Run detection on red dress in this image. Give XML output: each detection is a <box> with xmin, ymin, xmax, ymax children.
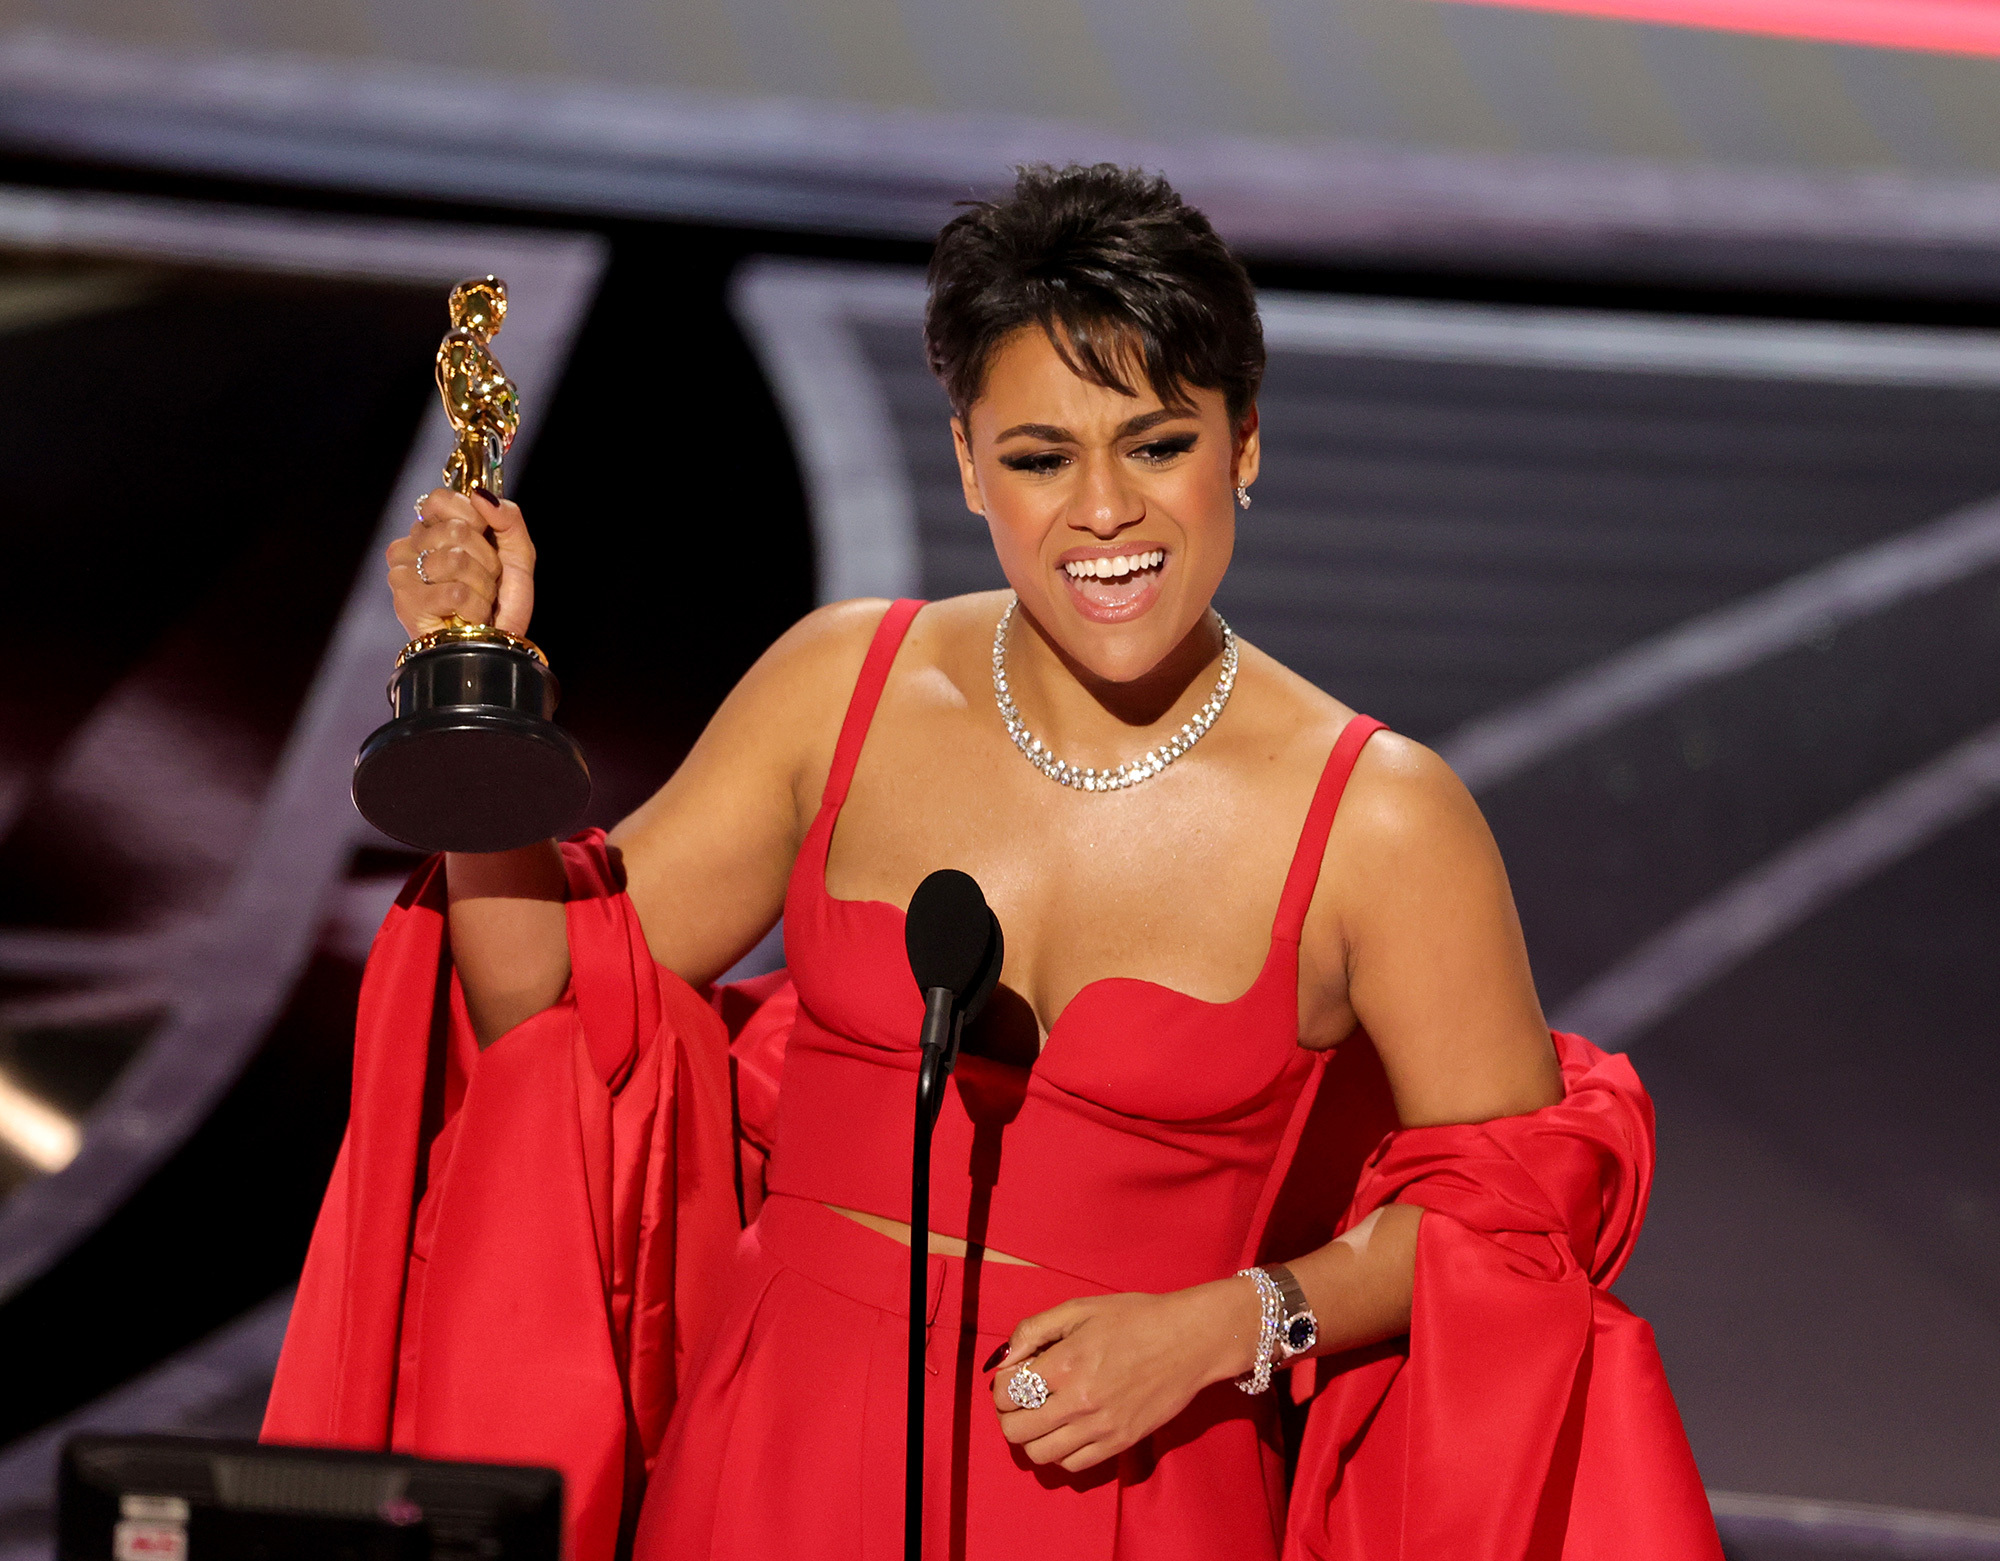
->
<box><xmin>636</xmin><ymin>597</ymin><xmax>1370</xmax><ymax>1557</ymax></box>
<box><xmin>265</xmin><ymin>599</ymin><xmax>1722</xmax><ymax>1561</ymax></box>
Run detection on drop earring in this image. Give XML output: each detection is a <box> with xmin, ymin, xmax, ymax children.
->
<box><xmin>1235</xmin><ymin>483</ymin><xmax>1253</xmax><ymax>510</ymax></box>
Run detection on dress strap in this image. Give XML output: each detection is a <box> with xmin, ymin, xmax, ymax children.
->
<box><xmin>821</xmin><ymin>599</ymin><xmax>926</xmax><ymax>810</ymax></box>
<box><xmin>1272</xmin><ymin>715</ymin><xmax>1387</xmax><ymax>945</ymax></box>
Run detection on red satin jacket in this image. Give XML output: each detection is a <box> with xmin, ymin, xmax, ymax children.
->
<box><xmin>264</xmin><ymin>834</ymin><xmax>1721</xmax><ymax>1560</ymax></box>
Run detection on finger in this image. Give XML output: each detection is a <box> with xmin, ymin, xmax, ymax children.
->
<box><xmin>386</xmin><ymin>539</ymin><xmax>440</xmax><ymax>639</ymax></box>
<box><xmin>399</xmin><ymin>517</ymin><xmax>501</xmax><ymax>611</ymax></box>
<box><xmin>386</xmin><ymin>530</ymin><xmax>500</xmax><ymax>640</ymax></box>
<box><xmin>1019</xmin><ymin>1423</ymin><xmax>1095</xmax><ymax>1469</ymax></box>
<box><xmin>404</xmin><ymin>539</ymin><xmax>499</xmax><ymax>597</ymax></box>
<box><xmin>990</xmin><ymin>1304</ymin><xmax>1090</xmax><ymax>1416</ymax></box>
<box><xmin>405</xmin><ymin>516</ymin><xmax>502</xmax><ymax>591</ymax></box>
<box><xmin>1057</xmin><ymin>1439</ymin><xmax>1118</xmax><ymax>1474</ymax></box>
<box><xmin>388</xmin><ymin>568</ymin><xmax>499</xmax><ymax>633</ymax></box>
<box><xmin>392</xmin><ymin>525</ymin><xmax>499</xmax><ymax>581</ymax></box>
<box><xmin>997</xmin><ymin>1301</ymin><xmax>1088</xmax><ymax>1379</ymax></box>
<box><xmin>997</xmin><ymin>1399</ymin><xmax>1073</xmax><ymax>1447</ymax></box>
<box><xmin>992</xmin><ymin>1350</ymin><xmax>1057</xmax><ymax>1415</ymax></box>
<box><xmin>994</xmin><ymin>1376</ymin><xmax>1072</xmax><ymax>1444</ymax></box>
<box><xmin>395</xmin><ymin>572</ymin><xmax>492</xmax><ymax>628</ymax></box>
<box><xmin>992</xmin><ymin>1336</ymin><xmax>1085</xmax><ymax>1425</ymax></box>
<box><xmin>408</xmin><ymin>511</ymin><xmax>501</xmax><ymax>574</ymax></box>
<box><xmin>415</xmin><ymin>488</ymin><xmax>480</xmax><ymax>530</ymax></box>
<box><xmin>472</xmin><ymin>489</ymin><xmax>536</xmax><ymax>638</ymax></box>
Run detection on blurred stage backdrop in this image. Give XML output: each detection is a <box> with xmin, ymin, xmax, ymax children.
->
<box><xmin>2</xmin><ymin>3</ymin><xmax>2000</xmax><ymax>1558</ymax></box>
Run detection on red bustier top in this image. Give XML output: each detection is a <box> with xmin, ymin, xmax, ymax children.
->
<box><xmin>766</xmin><ymin>600</ymin><xmax>1386</xmax><ymax>1294</ymax></box>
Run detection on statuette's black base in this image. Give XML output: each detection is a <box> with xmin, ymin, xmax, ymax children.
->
<box><xmin>353</xmin><ymin>640</ymin><xmax>590</xmax><ymax>854</ymax></box>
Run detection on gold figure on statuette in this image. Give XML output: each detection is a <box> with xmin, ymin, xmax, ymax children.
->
<box><xmin>437</xmin><ymin>276</ymin><xmax>520</xmax><ymax>500</ymax></box>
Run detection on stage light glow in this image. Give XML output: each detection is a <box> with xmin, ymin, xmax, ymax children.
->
<box><xmin>0</xmin><ymin>269</ymin><xmax>153</xmax><ymax>336</ymax></box>
<box><xmin>0</xmin><ymin>1063</ymin><xmax>82</xmax><ymax>1173</ymax></box>
<box><xmin>1426</xmin><ymin>0</ymin><xmax>2000</xmax><ymax>57</ymax></box>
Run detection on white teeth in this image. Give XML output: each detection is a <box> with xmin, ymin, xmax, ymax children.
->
<box><xmin>1064</xmin><ymin>548</ymin><xmax>1164</xmax><ymax>581</ymax></box>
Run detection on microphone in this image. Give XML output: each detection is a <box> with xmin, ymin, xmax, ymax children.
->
<box><xmin>905</xmin><ymin>869</ymin><xmax>1003</xmax><ymax>1123</ymax></box>
<box><xmin>901</xmin><ymin>869</ymin><xmax>1003</xmax><ymax>1561</ymax></box>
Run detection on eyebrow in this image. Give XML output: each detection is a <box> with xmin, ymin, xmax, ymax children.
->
<box><xmin>994</xmin><ymin>408</ymin><xmax>1192</xmax><ymax>444</ymax></box>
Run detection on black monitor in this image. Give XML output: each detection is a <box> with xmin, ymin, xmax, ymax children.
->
<box><xmin>58</xmin><ymin>1435</ymin><xmax>562</xmax><ymax>1561</ymax></box>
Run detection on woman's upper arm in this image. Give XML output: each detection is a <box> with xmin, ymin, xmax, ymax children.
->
<box><xmin>608</xmin><ymin>599</ymin><xmax>891</xmax><ymax>987</ymax></box>
<box><xmin>1321</xmin><ymin>735</ymin><xmax>1562</xmax><ymax>1128</ymax></box>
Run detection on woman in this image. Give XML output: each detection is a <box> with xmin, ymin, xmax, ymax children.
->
<box><xmin>268</xmin><ymin>166</ymin><xmax>1721</xmax><ymax>1560</ymax></box>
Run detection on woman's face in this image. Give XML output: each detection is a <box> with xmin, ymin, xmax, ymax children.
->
<box><xmin>952</xmin><ymin>325</ymin><xmax>1258</xmax><ymax>685</ymax></box>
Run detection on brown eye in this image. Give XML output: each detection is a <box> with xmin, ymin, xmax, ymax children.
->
<box><xmin>1133</xmin><ymin>434</ymin><xmax>1197</xmax><ymax>464</ymax></box>
<box><xmin>1001</xmin><ymin>451</ymin><xmax>1068</xmax><ymax>475</ymax></box>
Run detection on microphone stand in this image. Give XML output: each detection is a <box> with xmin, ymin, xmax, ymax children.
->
<box><xmin>908</xmin><ymin>987</ymin><xmax>963</xmax><ymax>1561</ymax></box>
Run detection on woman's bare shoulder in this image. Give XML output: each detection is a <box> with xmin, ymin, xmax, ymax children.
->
<box><xmin>750</xmin><ymin>592</ymin><xmax>1010</xmax><ymax>699</ymax></box>
<box><xmin>627</xmin><ymin>598</ymin><xmax>898</xmax><ymax>813</ymax></box>
<box><xmin>1235</xmin><ymin>639</ymin><xmax>1484</xmax><ymax>855</ymax></box>
<box><xmin>861</xmin><ymin>590</ymin><xmax>1016</xmax><ymax>704</ymax></box>
<box><xmin>1335</xmin><ymin>727</ymin><xmax>1496</xmax><ymax>879</ymax></box>
<box><xmin>717</xmin><ymin>597</ymin><xmax>896</xmax><ymax>733</ymax></box>
<box><xmin>688</xmin><ymin>592</ymin><xmax>1011</xmax><ymax>782</ymax></box>
<box><xmin>760</xmin><ymin>596</ymin><xmax>897</xmax><ymax>679</ymax></box>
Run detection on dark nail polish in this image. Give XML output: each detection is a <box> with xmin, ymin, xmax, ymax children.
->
<box><xmin>473</xmin><ymin>485</ymin><xmax>498</xmax><ymax>506</ymax></box>
<box><xmin>982</xmin><ymin>1342</ymin><xmax>1010</xmax><ymax>1372</ymax></box>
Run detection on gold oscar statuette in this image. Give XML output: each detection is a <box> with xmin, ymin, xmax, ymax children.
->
<box><xmin>351</xmin><ymin>276</ymin><xmax>591</xmax><ymax>853</ymax></box>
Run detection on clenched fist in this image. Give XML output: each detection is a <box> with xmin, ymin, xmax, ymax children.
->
<box><xmin>386</xmin><ymin>486</ymin><xmax>537</xmax><ymax>640</ymax></box>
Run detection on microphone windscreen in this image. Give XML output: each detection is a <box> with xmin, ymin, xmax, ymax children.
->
<box><xmin>906</xmin><ymin>869</ymin><xmax>996</xmax><ymax>1000</ymax></box>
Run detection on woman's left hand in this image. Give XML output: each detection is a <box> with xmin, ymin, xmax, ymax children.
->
<box><xmin>989</xmin><ymin>1280</ymin><xmax>1259</xmax><ymax>1472</ymax></box>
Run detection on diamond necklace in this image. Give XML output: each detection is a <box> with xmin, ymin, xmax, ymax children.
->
<box><xmin>991</xmin><ymin>595</ymin><xmax>1238</xmax><ymax>792</ymax></box>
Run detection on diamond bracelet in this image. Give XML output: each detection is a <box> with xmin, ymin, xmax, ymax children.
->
<box><xmin>1234</xmin><ymin>1267</ymin><xmax>1285</xmax><ymax>1395</ymax></box>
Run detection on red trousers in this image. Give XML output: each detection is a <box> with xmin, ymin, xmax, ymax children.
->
<box><xmin>634</xmin><ymin>1195</ymin><xmax>1289</xmax><ymax>1560</ymax></box>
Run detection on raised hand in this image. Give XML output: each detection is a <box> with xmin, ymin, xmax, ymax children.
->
<box><xmin>386</xmin><ymin>486</ymin><xmax>537</xmax><ymax>641</ymax></box>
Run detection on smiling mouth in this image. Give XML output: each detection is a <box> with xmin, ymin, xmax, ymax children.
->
<box><xmin>1059</xmin><ymin>548</ymin><xmax>1166</xmax><ymax>612</ymax></box>
<box><xmin>1062</xmin><ymin>548</ymin><xmax>1164</xmax><ymax>583</ymax></box>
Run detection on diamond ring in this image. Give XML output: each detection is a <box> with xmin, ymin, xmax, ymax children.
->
<box><xmin>1006</xmin><ymin>1365</ymin><xmax>1049</xmax><ymax>1410</ymax></box>
<box><xmin>415</xmin><ymin>548</ymin><xmax>438</xmax><ymax>585</ymax></box>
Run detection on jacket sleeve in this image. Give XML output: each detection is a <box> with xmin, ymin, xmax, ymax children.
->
<box><xmin>711</xmin><ymin>969</ymin><xmax>796</xmax><ymax>1228</ymax></box>
<box><xmin>262</xmin><ymin>831</ymin><xmax>746</xmax><ymax>1561</ymax></box>
<box><xmin>1283</xmin><ymin>1033</ymin><xmax>1724</xmax><ymax>1561</ymax></box>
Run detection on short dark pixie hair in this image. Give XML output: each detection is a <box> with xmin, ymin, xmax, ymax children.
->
<box><xmin>924</xmin><ymin>164</ymin><xmax>1264</xmax><ymax>424</ymax></box>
